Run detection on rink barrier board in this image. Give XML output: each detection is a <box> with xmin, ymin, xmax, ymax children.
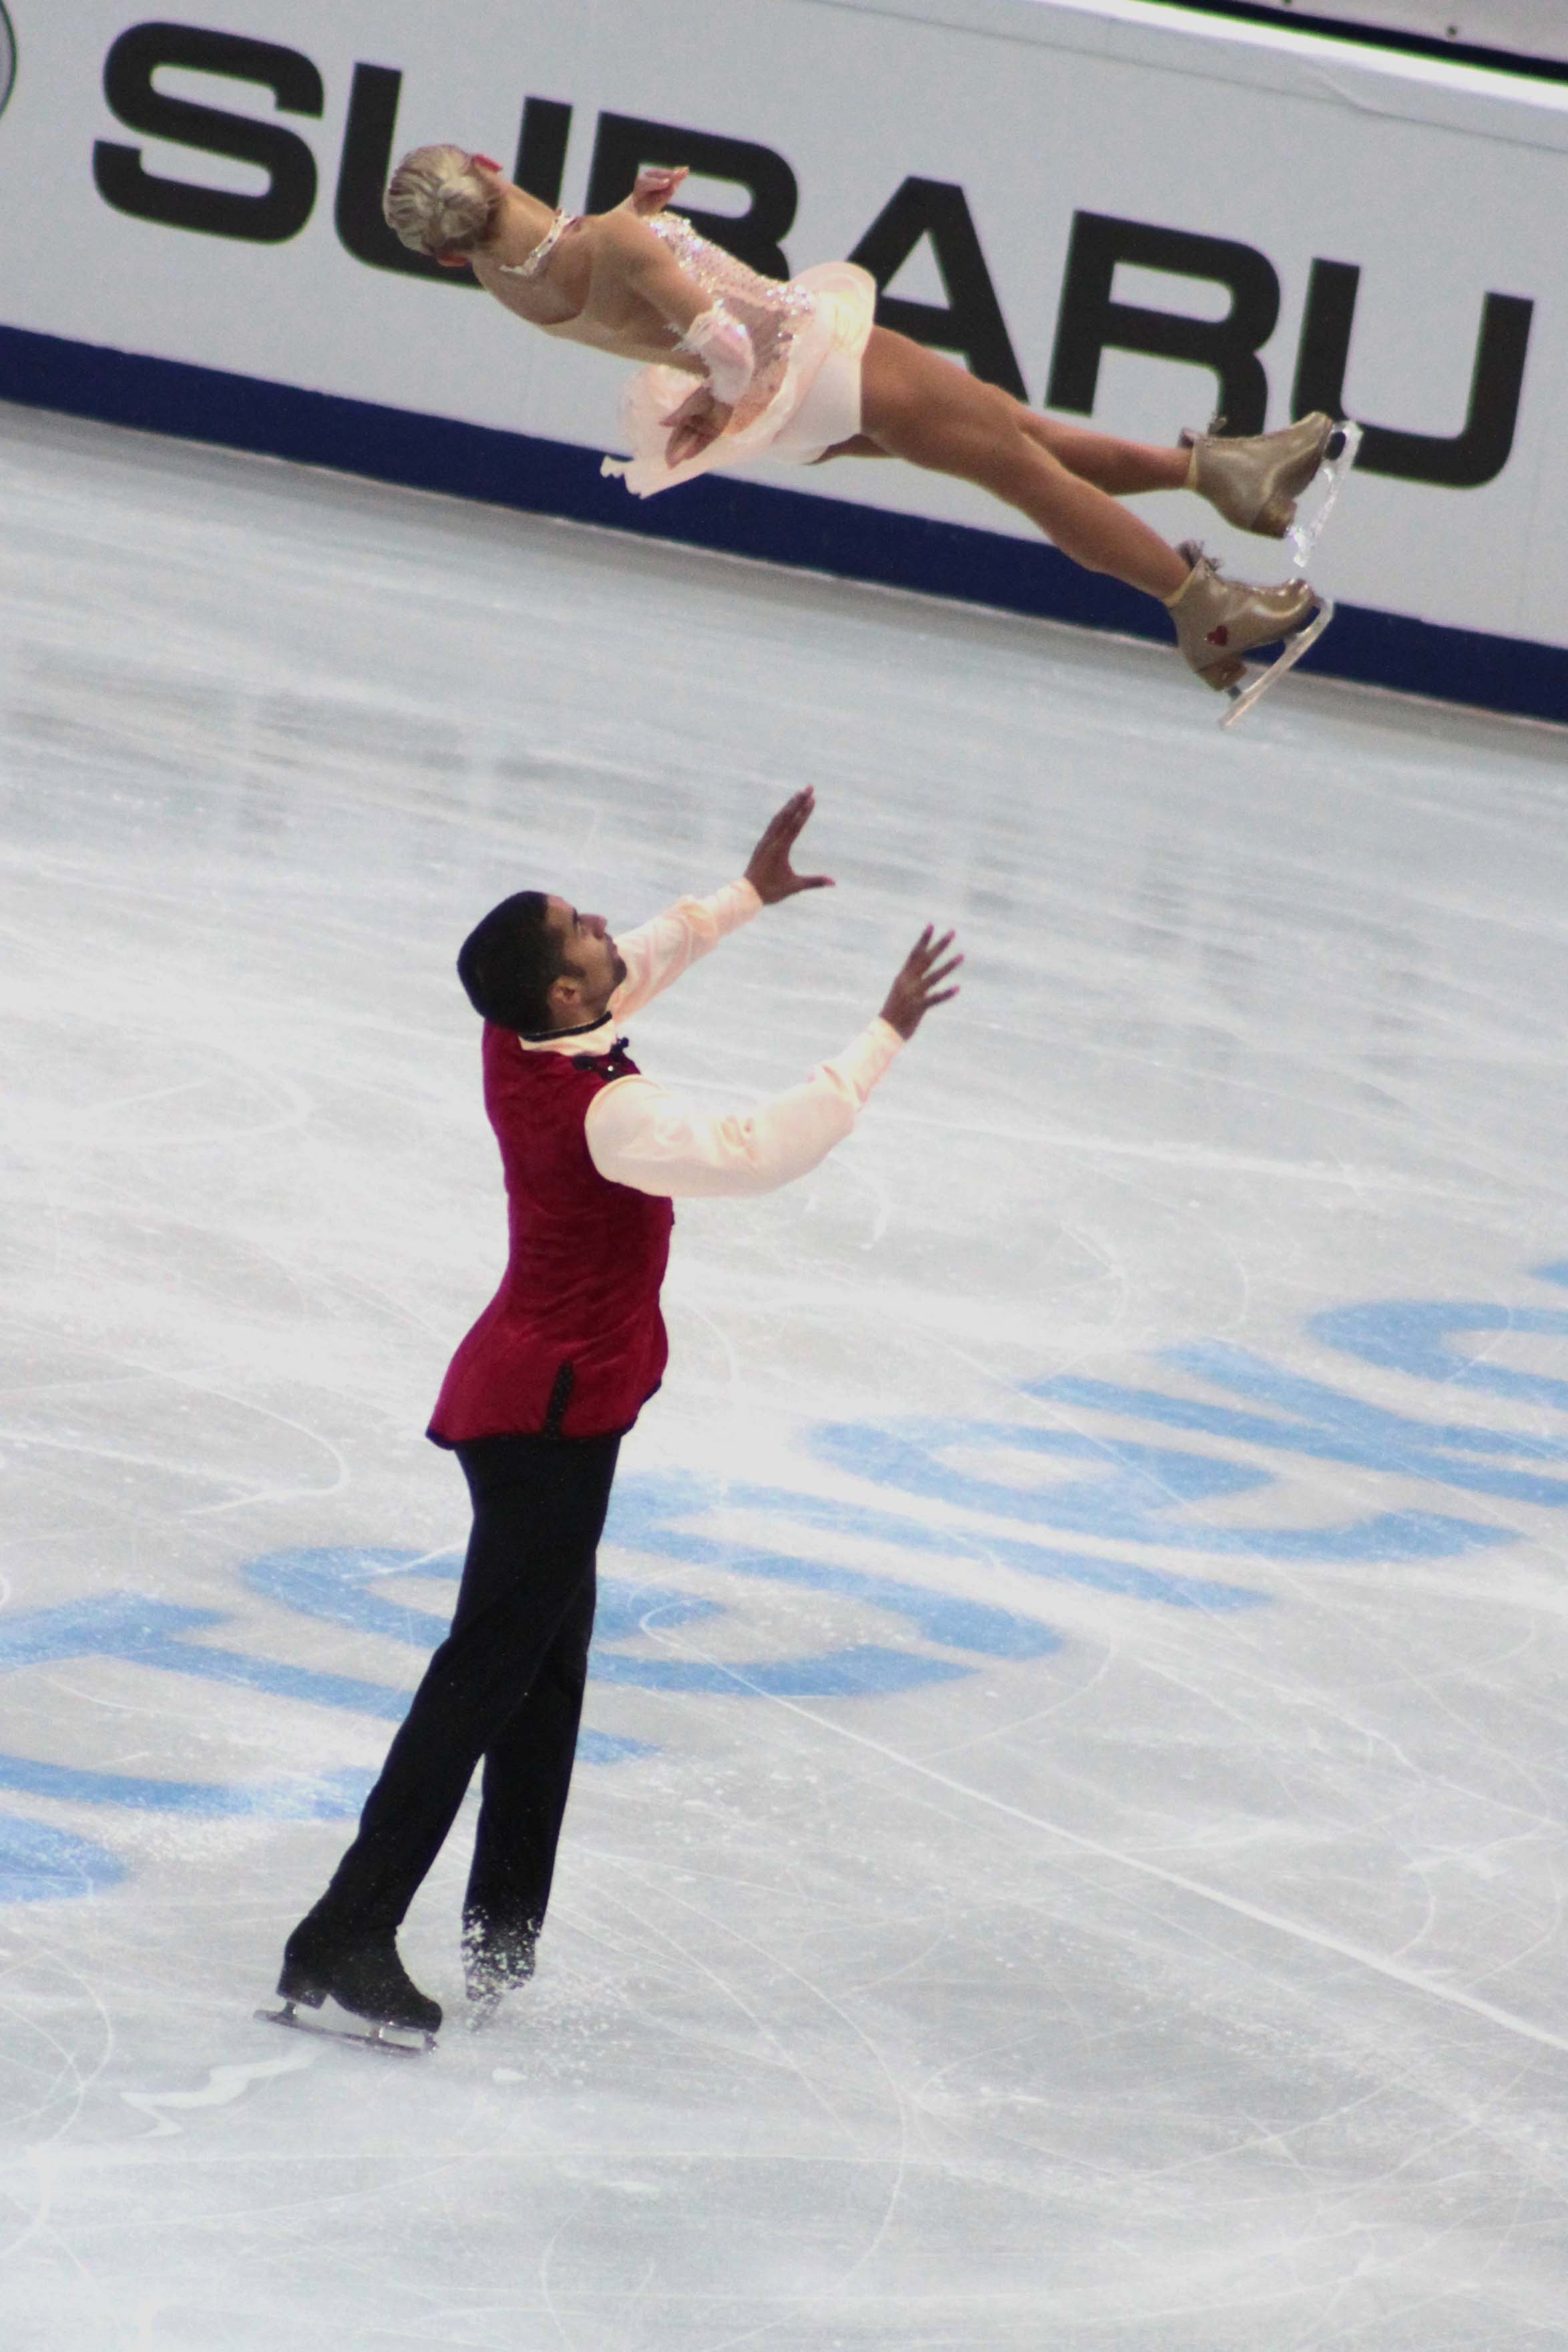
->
<box><xmin>1141</xmin><ymin>0</ymin><xmax>1568</xmax><ymax>85</ymax></box>
<box><xmin>3</xmin><ymin>318</ymin><xmax>1564</xmax><ymax>729</ymax></box>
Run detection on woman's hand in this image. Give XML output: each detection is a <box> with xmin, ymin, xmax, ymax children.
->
<box><xmin>662</xmin><ymin>384</ymin><xmax>733</xmax><ymax>467</ymax></box>
<box><xmin>630</xmin><ymin>164</ymin><xmax>689</xmax><ymax>216</ymax></box>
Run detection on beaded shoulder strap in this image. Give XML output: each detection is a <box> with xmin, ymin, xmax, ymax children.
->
<box><xmin>498</xmin><ymin>211</ymin><xmax>577</xmax><ymax>280</ymax></box>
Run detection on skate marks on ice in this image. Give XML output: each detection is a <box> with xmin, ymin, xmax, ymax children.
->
<box><xmin>0</xmin><ymin>1814</ymin><xmax>124</xmax><ymax>1904</ymax></box>
<box><xmin>7</xmin><ymin>1263</ymin><xmax>1566</xmax><ymax>1881</ymax></box>
<box><xmin>701</xmin><ymin>1674</ymin><xmax>1568</xmax><ymax>2066</ymax></box>
<box><xmin>598</xmin><ymin>1272</ymin><xmax>1568</xmax><ymax>2064</ymax></box>
<box><xmin>7</xmin><ymin>409</ymin><xmax>1568</xmax><ymax>2346</ymax></box>
<box><xmin>121</xmin><ymin>2048</ymin><xmax>315</xmax><ymax>2136</ymax></box>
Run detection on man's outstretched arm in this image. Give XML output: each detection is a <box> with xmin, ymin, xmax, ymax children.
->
<box><xmin>612</xmin><ymin>789</ymin><xmax>833</xmax><ymax>1018</ymax></box>
<box><xmin>587</xmin><ymin>928</ymin><xmax>961</xmax><ymax>1197</ymax></box>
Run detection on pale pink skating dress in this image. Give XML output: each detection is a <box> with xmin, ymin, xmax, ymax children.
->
<box><xmin>521</xmin><ymin>212</ymin><xmax>877</xmax><ymax>499</ymax></box>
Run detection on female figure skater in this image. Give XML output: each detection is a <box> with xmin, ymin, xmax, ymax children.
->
<box><xmin>384</xmin><ymin>146</ymin><xmax>1332</xmax><ymax>697</ymax></box>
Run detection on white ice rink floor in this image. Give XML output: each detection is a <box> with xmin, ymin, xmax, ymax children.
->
<box><xmin>3</xmin><ymin>405</ymin><xmax>1568</xmax><ymax>2349</ymax></box>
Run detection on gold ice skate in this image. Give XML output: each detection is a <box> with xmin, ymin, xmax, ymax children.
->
<box><xmin>1181</xmin><ymin>411</ymin><xmax>1338</xmax><ymax>540</ymax></box>
<box><xmin>1165</xmin><ymin>538</ymin><xmax>1329</xmax><ymax>719</ymax></box>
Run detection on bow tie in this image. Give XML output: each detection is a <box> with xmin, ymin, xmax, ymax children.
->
<box><xmin>573</xmin><ymin>1034</ymin><xmax>634</xmax><ymax>1075</ymax></box>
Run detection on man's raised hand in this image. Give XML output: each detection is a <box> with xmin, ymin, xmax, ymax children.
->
<box><xmin>880</xmin><ymin>927</ymin><xmax>962</xmax><ymax>1040</ymax></box>
<box><xmin>744</xmin><ymin>787</ymin><xmax>835</xmax><ymax>906</ymax></box>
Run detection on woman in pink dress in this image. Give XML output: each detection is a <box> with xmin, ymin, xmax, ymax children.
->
<box><xmin>385</xmin><ymin>146</ymin><xmax>1334</xmax><ymax>698</ymax></box>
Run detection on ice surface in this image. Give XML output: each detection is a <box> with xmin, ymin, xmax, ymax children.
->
<box><xmin>2</xmin><ymin>405</ymin><xmax>1567</xmax><ymax>2349</ymax></box>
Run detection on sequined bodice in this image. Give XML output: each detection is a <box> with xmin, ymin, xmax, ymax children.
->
<box><xmin>483</xmin><ymin>210</ymin><xmax>819</xmax><ymax>425</ymax></box>
<box><xmin>646</xmin><ymin>214</ymin><xmax>815</xmax><ymax>427</ymax></box>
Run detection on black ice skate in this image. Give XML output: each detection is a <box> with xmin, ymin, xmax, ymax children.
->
<box><xmin>257</xmin><ymin>1919</ymin><xmax>442</xmax><ymax>2053</ymax></box>
<box><xmin>462</xmin><ymin>1918</ymin><xmax>538</xmax><ymax>2029</ymax></box>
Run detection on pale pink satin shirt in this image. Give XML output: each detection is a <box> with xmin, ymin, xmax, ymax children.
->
<box><xmin>512</xmin><ymin>879</ymin><xmax>903</xmax><ymax>1197</ymax></box>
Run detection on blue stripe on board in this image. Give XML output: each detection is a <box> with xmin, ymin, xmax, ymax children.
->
<box><xmin>3</xmin><ymin>318</ymin><xmax>1561</xmax><ymax>726</ymax></box>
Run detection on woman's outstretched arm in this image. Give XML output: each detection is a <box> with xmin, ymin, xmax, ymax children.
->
<box><xmin>587</xmin><ymin>210</ymin><xmax>757</xmax><ymax>460</ymax></box>
<box><xmin>589</xmin><ymin>210</ymin><xmax>715</xmax><ymax>340</ymax></box>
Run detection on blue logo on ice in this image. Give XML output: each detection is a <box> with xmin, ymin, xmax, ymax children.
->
<box><xmin>0</xmin><ymin>8</ymin><xmax>14</xmax><ymax>122</ymax></box>
<box><xmin>7</xmin><ymin>1259</ymin><xmax>1568</xmax><ymax>1897</ymax></box>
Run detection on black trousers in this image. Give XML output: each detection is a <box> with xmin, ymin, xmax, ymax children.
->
<box><xmin>317</xmin><ymin>1430</ymin><xmax>621</xmax><ymax>1953</ymax></box>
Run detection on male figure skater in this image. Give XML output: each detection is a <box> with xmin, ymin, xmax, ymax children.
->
<box><xmin>273</xmin><ymin>790</ymin><xmax>959</xmax><ymax>2039</ymax></box>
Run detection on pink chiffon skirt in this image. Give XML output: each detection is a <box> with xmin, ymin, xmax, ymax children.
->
<box><xmin>601</xmin><ymin>263</ymin><xmax>877</xmax><ymax>500</ymax></box>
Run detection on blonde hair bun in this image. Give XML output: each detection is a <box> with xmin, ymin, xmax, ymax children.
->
<box><xmin>383</xmin><ymin>144</ymin><xmax>499</xmax><ymax>257</ymax></box>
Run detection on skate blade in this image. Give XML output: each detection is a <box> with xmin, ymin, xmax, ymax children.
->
<box><xmin>1286</xmin><ymin>422</ymin><xmax>1362</xmax><ymax>572</ymax></box>
<box><xmin>255</xmin><ymin>2001</ymin><xmax>435</xmax><ymax>2056</ymax></box>
<box><xmin>1219</xmin><ymin>596</ymin><xmax>1334</xmax><ymax>729</ymax></box>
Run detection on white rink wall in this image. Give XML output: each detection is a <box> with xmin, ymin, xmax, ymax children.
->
<box><xmin>1</xmin><ymin>0</ymin><xmax>1566</xmax><ymax>716</ymax></box>
<box><xmin>1161</xmin><ymin>0</ymin><xmax>1568</xmax><ymax>67</ymax></box>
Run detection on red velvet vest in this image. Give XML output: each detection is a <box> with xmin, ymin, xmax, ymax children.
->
<box><xmin>428</xmin><ymin>1025</ymin><xmax>674</xmax><ymax>1444</ymax></box>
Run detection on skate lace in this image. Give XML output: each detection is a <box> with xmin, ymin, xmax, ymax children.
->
<box><xmin>1178</xmin><ymin>538</ymin><xmax>1225</xmax><ymax>582</ymax></box>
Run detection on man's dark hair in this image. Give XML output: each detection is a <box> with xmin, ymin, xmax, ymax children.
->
<box><xmin>456</xmin><ymin>891</ymin><xmax>563</xmax><ymax>1032</ymax></box>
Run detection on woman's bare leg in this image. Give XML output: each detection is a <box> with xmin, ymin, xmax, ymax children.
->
<box><xmin>823</xmin><ymin>410</ymin><xmax>1189</xmax><ymax>493</ymax></box>
<box><xmin>1016</xmin><ymin>409</ymin><xmax>1190</xmax><ymax>496</ymax></box>
<box><xmin>858</xmin><ymin>328</ymin><xmax>1189</xmax><ymax>600</ymax></box>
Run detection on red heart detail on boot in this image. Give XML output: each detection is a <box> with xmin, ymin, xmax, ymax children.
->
<box><xmin>1207</xmin><ymin>624</ymin><xmax>1230</xmax><ymax>646</ymax></box>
